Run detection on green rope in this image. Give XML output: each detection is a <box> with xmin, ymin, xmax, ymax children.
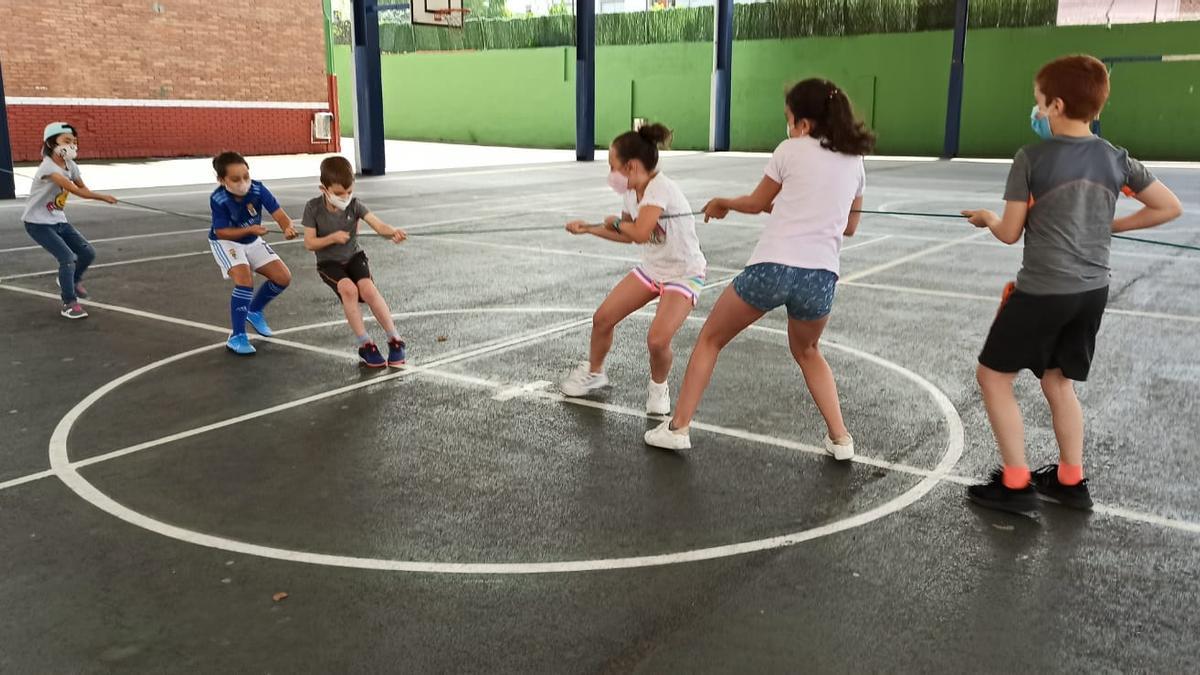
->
<box><xmin>848</xmin><ymin>207</ymin><xmax>1200</xmax><ymax>252</ymax></box>
<box><xmin>4</xmin><ymin>165</ymin><xmax>1195</xmax><ymax>253</ymax></box>
<box><xmin>1110</xmin><ymin>233</ymin><xmax>1200</xmax><ymax>251</ymax></box>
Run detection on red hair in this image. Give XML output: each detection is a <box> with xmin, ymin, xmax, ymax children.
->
<box><xmin>1035</xmin><ymin>55</ymin><xmax>1110</xmax><ymax>121</ymax></box>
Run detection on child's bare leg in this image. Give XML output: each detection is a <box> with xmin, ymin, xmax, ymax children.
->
<box><xmin>337</xmin><ymin>279</ymin><xmax>367</xmax><ymax>337</ymax></box>
<box><xmin>356</xmin><ymin>279</ymin><xmax>398</xmax><ymax>336</ymax></box>
<box><xmin>1040</xmin><ymin>368</ymin><xmax>1084</xmax><ymax>467</ymax></box>
<box><xmin>589</xmin><ymin>273</ymin><xmax>657</xmax><ymax>373</ymax></box>
<box><xmin>646</xmin><ymin>292</ymin><xmax>693</xmax><ymax>383</ymax></box>
<box><xmin>977</xmin><ymin>364</ymin><xmax>1026</xmax><ymax>468</ymax></box>
<box><xmin>786</xmin><ymin>315</ymin><xmax>848</xmax><ymax>441</ymax></box>
<box><xmin>256</xmin><ymin>259</ymin><xmax>292</xmax><ymax>287</ymax></box>
<box><xmin>671</xmin><ymin>286</ymin><xmax>764</xmax><ymax>429</ymax></box>
<box><xmin>228</xmin><ymin>264</ymin><xmax>253</xmax><ymax>288</ymax></box>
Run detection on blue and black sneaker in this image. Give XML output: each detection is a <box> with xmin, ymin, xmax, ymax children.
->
<box><xmin>387</xmin><ymin>338</ymin><xmax>406</xmax><ymax>367</ymax></box>
<box><xmin>358</xmin><ymin>342</ymin><xmax>386</xmax><ymax>368</ymax></box>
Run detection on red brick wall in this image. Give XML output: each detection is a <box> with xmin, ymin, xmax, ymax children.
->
<box><xmin>1</xmin><ymin>0</ymin><xmax>338</xmax><ymax>161</ymax></box>
<box><xmin>7</xmin><ymin>103</ymin><xmax>337</xmax><ymax>162</ymax></box>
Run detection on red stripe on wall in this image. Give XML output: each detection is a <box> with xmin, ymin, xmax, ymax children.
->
<box><xmin>6</xmin><ymin>105</ymin><xmax>338</xmax><ymax>162</ymax></box>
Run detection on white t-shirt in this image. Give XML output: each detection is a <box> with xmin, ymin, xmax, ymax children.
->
<box><xmin>621</xmin><ymin>173</ymin><xmax>706</xmax><ymax>280</ymax></box>
<box><xmin>747</xmin><ymin>136</ymin><xmax>866</xmax><ymax>276</ymax></box>
<box><xmin>22</xmin><ymin>157</ymin><xmax>83</xmax><ymax>225</ymax></box>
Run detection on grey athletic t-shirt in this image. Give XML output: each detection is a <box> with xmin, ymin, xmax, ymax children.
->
<box><xmin>1004</xmin><ymin>136</ymin><xmax>1155</xmax><ymax>295</ymax></box>
<box><xmin>302</xmin><ymin>196</ymin><xmax>371</xmax><ymax>264</ymax></box>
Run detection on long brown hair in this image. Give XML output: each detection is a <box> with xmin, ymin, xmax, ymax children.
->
<box><xmin>786</xmin><ymin>79</ymin><xmax>875</xmax><ymax>156</ymax></box>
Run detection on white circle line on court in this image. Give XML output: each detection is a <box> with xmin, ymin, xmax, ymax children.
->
<box><xmin>48</xmin><ymin>307</ymin><xmax>964</xmax><ymax>574</ymax></box>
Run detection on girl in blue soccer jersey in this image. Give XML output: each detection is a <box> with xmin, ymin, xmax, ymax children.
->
<box><xmin>208</xmin><ymin>151</ymin><xmax>298</xmax><ymax>355</ymax></box>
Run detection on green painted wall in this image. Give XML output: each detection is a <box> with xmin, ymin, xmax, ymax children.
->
<box><xmin>334</xmin><ymin>43</ymin><xmax>711</xmax><ymax>150</ymax></box>
<box><xmin>959</xmin><ymin>22</ymin><xmax>1200</xmax><ymax>159</ymax></box>
<box><xmin>731</xmin><ymin>32</ymin><xmax>951</xmax><ymax>154</ymax></box>
<box><xmin>334</xmin><ymin>20</ymin><xmax>1200</xmax><ymax>159</ymax></box>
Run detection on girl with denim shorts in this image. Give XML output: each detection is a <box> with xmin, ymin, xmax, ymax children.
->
<box><xmin>645</xmin><ymin>79</ymin><xmax>873</xmax><ymax>456</ymax></box>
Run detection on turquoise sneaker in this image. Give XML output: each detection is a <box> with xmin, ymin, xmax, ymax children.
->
<box><xmin>226</xmin><ymin>333</ymin><xmax>257</xmax><ymax>355</ymax></box>
<box><xmin>245</xmin><ymin>311</ymin><xmax>274</xmax><ymax>337</ymax></box>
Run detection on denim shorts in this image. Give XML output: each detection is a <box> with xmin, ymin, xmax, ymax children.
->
<box><xmin>732</xmin><ymin>263</ymin><xmax>838</xmax><ymax>321</ymax></box>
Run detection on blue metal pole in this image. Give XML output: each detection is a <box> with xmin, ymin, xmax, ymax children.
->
<box><xmin>352</xmin><ymin>0</ymin><xmax>386</xmax><ymax>175</ymax></box>
<box><xmin>575</xmin><ymin>0</ymin><xmax>596</xmax><ymax>162</ymax></box>
<box><xmin>941</xmin><ymin>0</ymin><xmax>968</xmax><ymax>159</ymax></box>
<box><xmin>710</xmin><ymin>0</ymin><xmax>733</xmax><ymax>152</ymax></box>
<box><xmin>0</xmin><ymin>59</ymin><xmax>15</xmax><ymax>200</ymax></box>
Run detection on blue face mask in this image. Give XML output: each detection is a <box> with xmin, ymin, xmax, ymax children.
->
<box><xmin>1030</xmin><ymin>105</ymin><xmax>1052</xmax><ymax>139</ymax></box>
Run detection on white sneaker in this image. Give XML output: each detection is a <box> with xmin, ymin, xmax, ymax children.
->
<box><xmin>560</xmin><ymin>362</ymin><xmax>609</xmax><ymax>397</ymax></box>
<box><xmin>646</xmin><ymin>380</ymin><xmax>671</xmax><ymax>415</ymax></box>
<box><xmin>644</xmin><ymin>420</ymin><xmax>691</xmax><ymax>450</ymax></box>
<box><xmin>824</xmin><ymin>433</ymin><xmax>855</xmax><ymax>461</ymax></box>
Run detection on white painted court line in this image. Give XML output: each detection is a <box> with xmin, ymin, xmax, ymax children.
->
<box><xmin>841</xmin><ymin>231</ymin><xmax>991</xmax><ymax>283</ymax></box>
<box><xmin>0</xmin><ymin>238</ymin><xmax>309</xmax><ymax>282</ymax></box>
<box><xmin>426</xmin><ymin>235</ymin><xmax>663</xmax><ymax>269</ymax></box>
<box><xmin>0</xmin><ymin>469</ymin><xmax>57</xmax><ymax>491</ymax></box>
<box><xmin>32</xmin><ymin>282</ymin><xmax>742</xmax><ymax>465</ymax></box>
<box><xmin>697</xmin><ymin>232</ymin><xmax>892</xmax><ymax>259</ymax></box>
<box><xmin>55</xmin><ymin>315</ymin><xmax>596</xmax><ymax>474</ymax></box>
<box><xmin>0</xmin><ymin>283</ymin><xmax>231</xmax><ymax>333</ymax></box>
<box><xmin>0</xmin><ymin>228</ymin><xmax>209</xmax><ymax>255</ymax></box>
<box><xmin>492</xmin><ymin>380</ymin><xmax>553</xmax><ymax>402</ymax></box>
<box><xmin>495</xmin><ymin>384</ymin><xmax>1002</xmax><ymax>493</ymax></box>
<box><xmin>40</xmin><ymin>308</ymin><xmax>966</xmax><ymax>574</ymax></box>
<box><xmin>0</xmin><ymin>216</ymin><xmax>881</xmax><ymax>284</ymax></box>
<box><xmin>425</xmin><ymin>236</ymin><xmax>759</xmax><ymax>276</ymax></box>
<box><xmin>270</xmin><ymin>306</ymin><xmax>597</xmax><ymax>336</ymax></box>
<box><xmin>842</xmin><ymin>234</ymin><xmax>894</xmax><ymax>252</ymax></box>
<box><xmin>0</xmin><ymin>193</ymin><xmax>615</xmax><ymax>259</ymax></box>
<box><xmin>8</xmin><ymin>341</ymin><xmax>1198</xmax><ymax>538</ymax></box>
<box><xmin>0</xmin><ymin>250</ymin><xmax>219</xmax><ymax>281</ymax></box>
<box><xmin>1093</xmin><ymin>505</ymin><xmax>1200</xmax><ymax>533</ymax></box>
<box><xmin>448</xmin><ymin>390</ymin><xmax>1200</xmax><ymax>536</ymax></box>
<box><xmin>4</xmin><ymin>303</ymin><xmax>1197</xmax><ymax>542</ymax></box>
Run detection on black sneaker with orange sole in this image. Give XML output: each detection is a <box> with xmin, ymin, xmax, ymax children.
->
<box><xmin>967</xmin><ymin>468</ymin><xmax>1039</xmax><ymax>515</ymax></box>
<box><xmin>1031</xmin><ymin>465</ymin><xmax>1093</xmax><ymax>510</ymax></box>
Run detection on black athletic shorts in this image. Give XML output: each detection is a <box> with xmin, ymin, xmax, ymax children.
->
<box><xmin>317</xmin><ymin>251</ymin><xmax>372</xmax><ymax>299</ymax></box>
<box><xmin>978</xmin><ymin>283</ymin><xmax>1108</xmax><ymax>381</ymax></box>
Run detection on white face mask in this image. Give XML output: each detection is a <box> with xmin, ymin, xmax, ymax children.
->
<box><xmin>56</xmin><ymin>144</ymin><xmax>78</xmax><ymax>161</ymax></box>
<box><xmin>785</xmin><ymin>124</ymin><xmax>792</xmax><ymax>140</ymax></box>
<box><xmin>325</xmin><ymin>192</ymin><xmax>351</xmax><ymax>210</ymax></box>
<box><xmin>607</xmin><ymin>170</ymin><xmax>629</xmax><ymax>194</ymax></box>
<box><xmin>226</xmin><ymin>180</ymin><xmax>251</xmax><ymax>197</ymax></box>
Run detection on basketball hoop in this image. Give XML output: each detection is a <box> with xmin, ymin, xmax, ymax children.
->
<box><xmin>431</xmin><ymin>7</ymin><xmax>470</xmax><ymax>28</ymax></box>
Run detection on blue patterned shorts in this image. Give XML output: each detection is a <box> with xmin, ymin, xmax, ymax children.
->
<box><xmin>732</xmin><ymin>263</ymin><xmax>838</xmax><ymax>321</ymax></box>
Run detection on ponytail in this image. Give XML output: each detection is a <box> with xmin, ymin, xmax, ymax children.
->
<box><xmin>611</xmin><ymin>122</ymin><xmax>673</xmax><ymax>170</ymax></box>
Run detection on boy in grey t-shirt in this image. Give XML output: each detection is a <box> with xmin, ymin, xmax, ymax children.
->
<box><xmin>962</xmin><ymin>55</ymin><xmax>1182</xmax><ymax>515</ymax></box>
<box><xmin>302</xmin><ymin>156</ymin><xmax>408</xmax><ymax>368</ymax></box>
